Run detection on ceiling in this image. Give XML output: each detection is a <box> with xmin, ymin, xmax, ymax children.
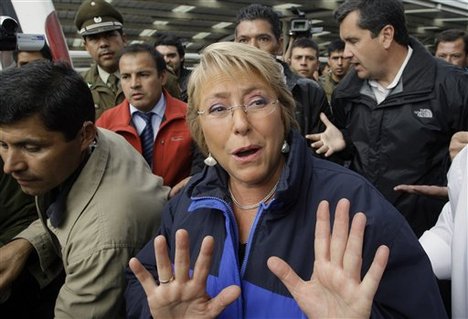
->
<box><xmin>52</xmin><ymin>0</ymin><xmax>468</xmax><ymax>65</ymax></box>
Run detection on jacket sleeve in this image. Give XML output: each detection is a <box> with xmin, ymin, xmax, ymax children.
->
<box><xmin>15</xmin><ymin>219</ymin><xmax>63</xmax><ymax>288</ymax></box>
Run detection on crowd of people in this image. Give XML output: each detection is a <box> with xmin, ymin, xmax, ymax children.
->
<box><xmin>0</xmin><ymin>0</ymin><xmax>467</xmax><ymax>318</ymax></box>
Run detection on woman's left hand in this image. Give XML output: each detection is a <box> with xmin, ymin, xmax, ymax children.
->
<box><xmin>129</xmin><ymin>229</ymin><xmax>241</xmax><ymax>319</ymax></box>
<box><xmin>267</xmin><ymin>199</ymin><xmax>389</xmax><ymax>319</ymax></box>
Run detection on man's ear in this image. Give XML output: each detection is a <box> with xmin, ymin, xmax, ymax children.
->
<box><xmin>80</xmin><ymin>121</ymin><xmax>97</xmax><ymax>152</ymax></box>
<box><xmin>380</xmin><ymin>25</ymin><xmax>394</xmax><ymax>49</ymax></box>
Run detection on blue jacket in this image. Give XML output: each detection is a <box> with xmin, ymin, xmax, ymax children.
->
<box><xmin>126</xmin><ymin>130</ymin><xmax>446</xmax><ymax>318</ymax></box>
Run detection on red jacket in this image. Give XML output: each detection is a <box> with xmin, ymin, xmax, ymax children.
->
<box><xmin>96</xmin><ymin>91</ymin><xmax>192</xmax><ymax>187</ymax></box>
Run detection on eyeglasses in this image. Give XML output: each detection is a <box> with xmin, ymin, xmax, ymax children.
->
<box><xmin>197</xmin><ymin>98</ymin><xmax>279</xmax><ymax>122</ymax></box>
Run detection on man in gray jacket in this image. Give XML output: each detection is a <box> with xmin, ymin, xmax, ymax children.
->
<box><xmin>0</xmin><ymin>61</ymin><xmax>169</xmax><ymax>318</ymax></box>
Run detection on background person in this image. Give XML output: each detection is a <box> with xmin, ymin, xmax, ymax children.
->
<box><xmin>125</xmin><ymin>41</ymin><xmax>446</xmax><ymax>319</ymax></box>
<box><xmin>288</xmin><ymin>37</ymin><xmax>320</xmax><ymax>81</ymax></box>
<box><xmin>96</xmin><ymin>44</ymin><xmax>193</xmax><ymax>188</ymax></box>
<box><xmin>154</xmin><ymin>33</ymin><xmax>192</xmax><ymax>102</ymax></box>
<box><xmin>318</xmin><ymin>39</ymin><xmax>351</xmax><ymax>103</ymax></box>
<box><xmin>13</xmin><ymin>41</ymin><xmax>52</xmax><ymax>67</ymax></box>
<box><xmin>0</xmin><ymin>61</ymin><xmax>169</xmax><ymax>318</ymax></box>
<box><xmin>434</xmin><ymin>29</ymin><xmax>468</xmax><ymax>70</ymax></box>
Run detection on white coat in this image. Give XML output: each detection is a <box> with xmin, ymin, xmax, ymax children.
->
<box><xmin>420</xmin><ymin>145</ymin><xmax>468</xmax><ymax>319</ymax></box>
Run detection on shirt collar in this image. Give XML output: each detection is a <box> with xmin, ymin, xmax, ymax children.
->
<box><xmin>129</xmin><ymin>93</ymin><xmax>166</xmax><ymax>118</ymax></box>
<box><xmin>97</xmin><ymin>65</ymin><xmax>120</xmax><ymax>84</ymax></box>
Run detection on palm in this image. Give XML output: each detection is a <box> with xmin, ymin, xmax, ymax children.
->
<box><xmin>129</xmin><ymin>230</ymin><xmax>240</xmax><ymax>319</ymax></box>
<box><xmin>268</xmin><ymin>199</ymin><xmax>389</xmax><ymax>319</ymax></box>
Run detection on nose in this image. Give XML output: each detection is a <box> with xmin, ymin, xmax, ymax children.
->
<box><xmin>2</xmin><ymin>149</ymin><xmax>26</xmax><ymax>174</ymax></box>
<box><xmin>247</xmin><ymin>39</ymin><xmax>259</xmax><ymax>49</ymax></box>
<box><xmin>231</xmin><ymin>107</ymin><xmax>250</xmax><ymax>135</ymax></box>
<box><xmin>343</xmin><ymin>45</ymin><xmax>353</xmax><ymax>59</ymax></box>
<box><xmin>337</xmin><ymin>57</ymin><xmax>343</xmax><ymax>65</ymax></box>
<box><xmin>98</xmin><ymin>37</ymin><xmax>109</xmax><ymax>48</ymax></box>
<box><xmin>300</xmin><ymin>57</ymin><xmax>307</xmax><ymax>65</ymax></box>
<box><xmin>130</xmin><ymin>75</ymin><xmax>140</xmax><ymax>88</ymax></box>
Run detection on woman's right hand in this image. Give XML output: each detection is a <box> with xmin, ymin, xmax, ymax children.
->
<box><xmin>129</xmin><ymin>229</ymin><xmax>240</xmax><ymax>319</ymax></box>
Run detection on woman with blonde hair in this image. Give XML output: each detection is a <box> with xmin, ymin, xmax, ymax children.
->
<box><xmin>125</xmin><ymin>42</ymin><xmax>446</xmax><ymax>318</ymax></box>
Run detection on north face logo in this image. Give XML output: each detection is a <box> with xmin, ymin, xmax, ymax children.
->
<box><xmin>414</xmin><ymin>108</ymin><xmax>433</xmax><ymax>118</ymax></box>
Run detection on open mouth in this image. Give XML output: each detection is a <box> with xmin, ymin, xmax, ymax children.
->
<box><xmin>233</xmin><ymin>145</ymin><xmax>261</xmax><ymax>159</ymax></box>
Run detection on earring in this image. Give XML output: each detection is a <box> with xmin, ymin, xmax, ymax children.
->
<box><xmin>281</xmin><ymin>140</ymin><xmax>290</xmax><ymax>154</ymax></box>
<box><xmin>204</xmin><ymin>153</ymin><xmax>217</xmax><ymax>166</ymax></box>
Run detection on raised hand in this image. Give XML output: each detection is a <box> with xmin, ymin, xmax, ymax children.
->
<box><xmin>306</xmin><ymin>113</ymin><xmax>346</xmax><ymax>157</ymax></box>
<box><xmin>267</xmin><ymin>199</ymin><xmax>389</xmax><ymax>319</ymax></box>
<box><xmin>129</xmin><ymin>229</ymin><xmax>241</xmax><ymax>319</ymax></box>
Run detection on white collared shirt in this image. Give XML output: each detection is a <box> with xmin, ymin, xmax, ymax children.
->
<box><xmin>368</xmin><ymin>45</ymin><xmax>413</xmax><ymax>104</ymax></box>
<box><xmin>97</xmin><ymin>65</ymin><xmax>120</xmax><ymax>87</ymax></box>
<box><xmin>130</xmin><ymin>94</ymin><xmax>166</xmax><ymax>141</ymax></box>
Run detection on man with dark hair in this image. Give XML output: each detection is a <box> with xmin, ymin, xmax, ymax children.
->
<box><xmin>288</xmin><ymin>38</ymin><xmax>320</xmax><ymax>81</ymax></box>
<box><xmin>0</xmin><ymin>61</ymin><xmax>169</xmax><ymax>318</ymax></box>
<box><xmin>311</xmin><ymin>0</ymin><xmax>468</xmax><ymax>239</ymax></box>
<box><xmin>13</xmin><ymin>42</ymin><xmax>53</xmax><ymax>67</ymax></box>
<box><xmin>435</xmin><ymin>29</ymin><xmax>468</xmax><ymax>70</ymax></box>
<box><xmin>234</xmin><ymin>3</ymin><xmax>331</xmax><ymax>136</ymax></box>
<box><xmin>74</xmin><ymin>0</ymin><xmax>127</xmax><ymax>118</ymax></box>
<box><xmin>96</xmin><ymin>43</ymin><xmax>193</xmax><ymax>188</ymax></box>
<box><xmin>154</xmin><ymin>33</ymin><xmax>192</xmax><ymax>102</ymax></box>
<box><xmin>318</xmin><ymin>39</ymin><xmax>351</xmax><ymax>102</ymax></box>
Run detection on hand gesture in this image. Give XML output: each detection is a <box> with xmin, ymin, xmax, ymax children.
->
<box><xmin>306</xmin><ymin>113</ymin><xmax>346</xmax><ymax>157</ymax></box>
<box><xmin>393</xmin><ymin>184</ymin><xmax>448</xmax><ymax>200</ymax></box>
<box><xmin>129</xmin><ymin>229</ymin><xmax>241</xmax><ymax>319</ymax></box>
<box><xmin>267</xmin><ymin>199</ymin><xmax>389</xmax><ymax>319</ymax></box>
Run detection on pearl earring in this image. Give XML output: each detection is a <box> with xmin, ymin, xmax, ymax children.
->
<box><xmin>281</xmin><ymin>140</ymin><xmax>290</xmax><ymax>154</ymax></box>
<box><xmin>204</xmin><ymin>153</ymin><xmax>217</xmax><ymax>166</ymax></box>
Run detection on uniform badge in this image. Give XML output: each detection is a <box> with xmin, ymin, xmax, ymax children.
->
<box><xmin>94</xmin><ymin>16</ymin><xmax>102</xmax><ymax>23</ymax></box>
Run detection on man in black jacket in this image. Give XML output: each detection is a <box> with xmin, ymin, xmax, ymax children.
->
<box><xmin>234</xmin><ymin>4</ymin><xmax>331</xmax><ymax>136</ymax></box>
<box><xmin>310</xmin><ymin>0</ymin><xmax>468</xmax><ymax>238</ymax></box>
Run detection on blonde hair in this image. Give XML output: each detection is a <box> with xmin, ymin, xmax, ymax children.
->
<box><xmin>187</xmin><ymin>42</ymin><xmax>298</xmax><ymax>155</ymax></box>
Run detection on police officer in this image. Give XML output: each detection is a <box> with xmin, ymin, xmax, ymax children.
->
<box><xmin>75</xmin><ymin>0</ymin><xmax>126</xmax><ymax>118</ymax></box>
<box><xmin>75</xmin><ymin>0</ymin><xmax>182</xmax><ymax>118</ymax></box>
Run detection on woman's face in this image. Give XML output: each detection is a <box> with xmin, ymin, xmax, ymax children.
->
<box><xmin>198</xmin><ymin>70</ymin><xmax>285</xmax><ymax>187</ymax></box>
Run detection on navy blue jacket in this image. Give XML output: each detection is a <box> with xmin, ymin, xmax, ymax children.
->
<box><xmin>126</xmin><ymin>131</ymin><xmax>446</xmax><ymax>318</ymax></box>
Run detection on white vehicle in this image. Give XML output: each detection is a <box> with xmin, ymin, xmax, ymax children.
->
<box><xmin>0</xmin><ymin>0</ymin><xmax>70</xmax><ymax>70</ymax></box>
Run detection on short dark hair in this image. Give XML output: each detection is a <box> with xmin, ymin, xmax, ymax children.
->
<box><xmin>119</xmin><ymin>43</ymin><xmax>167</xmax><ymax>75</ymax></box>
<box><xmin>0</xmin><ymin>61</ymin><xmax>95</xmax><ymax>140</ymax></box>
<box><xmin>334</xmin><ymin>0</ymin><xmax>409</xmax><ymax>46</ymax></box>
<box><xmin>13</xmin><ymin>42</ymin><xmax>53</xmax><ymax>63</ymax></box>
<box><xmin>327</xmin><ymin>39</ymin><xmax>345</xmax><ymax>55</ymax></box>
<box><xmin>291</xmin><ymin>38</ymin><xmax>319</xmax><ymax>59</ymax></box>
<box><xmin>153</xmin><ymin>33</ymin><xmax>185</xmax><ymax>58</ymax></box>
<box><xmin>235</xmin><ymin>4</ymin><xmax>282</xmax><ymax>41</ymax></box>
<box><xmin>435</xmin><ymin>29</ymin><xmax>468</xmax><ymax>54</ymax></box>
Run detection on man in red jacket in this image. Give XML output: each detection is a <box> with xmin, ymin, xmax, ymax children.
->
<box><xmin>96</xmin><ymin>43</ymin><xmax>192</xmax><ymax>187</ymax></box>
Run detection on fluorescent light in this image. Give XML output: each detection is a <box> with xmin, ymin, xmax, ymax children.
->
<box><xmin>435</xmin><ymin>17</ymin><xmax>468</xmax><ymax>21</ymax></box>
<box><xmin>405</xmin><ymin>8</ymin><xmax>440</xmax><ymax>13</ymax></box>
<box><xmin>153</xmin><ymin>20</ymin><xmax>169</xmax><ymax>26</ymax></box>
<box><xmin>139</xmin><ymin>29</ymin><xmax>157</xmax><ymax>37</ymax></box>
<box><xmin>313</xmin><ymin>31</ymin><xmax>331</xmax><ymax>37</ymax></box>
<box><xmin>130</xmin><ymin>40</ymin><xmax>144</xmax><ymax>45</ymax></box>
<box><xmin>172</xmin><ymin>5</ymin><xmax>195</xmax><ymax>13</ymax></box>
<box><xmin>273</xmin><ymin>3</ymin><xmax>301</xmax><ymax>11</ymax></box>
<box><xmin>212</xmin><ymin>22</ymin><xmax>232</xmax><ymax>29</ymax></box>
<box><xmin>192</xmin><ymin>32</ymin><xmax>210</xmax><ymax>39</ymax></box>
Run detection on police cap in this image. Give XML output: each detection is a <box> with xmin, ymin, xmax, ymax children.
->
<box><xmin>74</xmin><ymin>0</ymin><xmax>124</xmax><ymax>36</ymax></box>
